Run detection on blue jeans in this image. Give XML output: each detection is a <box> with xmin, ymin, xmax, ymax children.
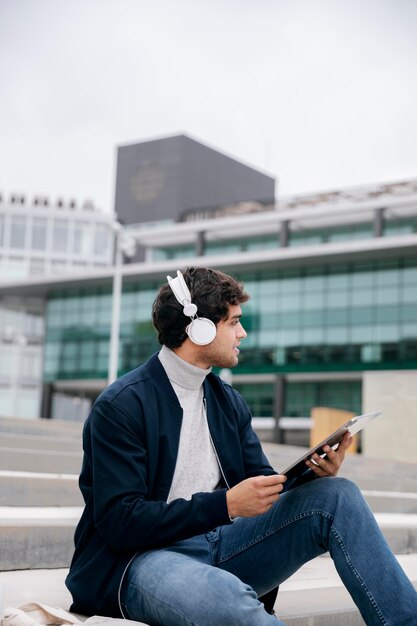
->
<box><xmin>120</xmin><ymin>477</ymin><xmax>417</xmax><ymax>625</ymax></box>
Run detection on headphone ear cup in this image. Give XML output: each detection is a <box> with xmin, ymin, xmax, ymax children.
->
<box><xmin>186</xmin><ymin>318</ymin><xmax>216</xmax><ymax>345</ymax></box>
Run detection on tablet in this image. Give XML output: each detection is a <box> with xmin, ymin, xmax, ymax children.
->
<box><xmin>280</xmin><ymin>410</ymin><xmax>382</xmax><ymax>483</ymax></box>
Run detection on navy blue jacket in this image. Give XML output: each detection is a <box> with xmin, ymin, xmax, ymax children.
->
<box><xmin>66</xmin><ymin>353</ymin><xmax>275</xmax><ymax>617</ymax></box>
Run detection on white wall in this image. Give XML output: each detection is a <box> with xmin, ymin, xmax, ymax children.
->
<box><xmin>362</xmin><ymin>370</ymin><xmax>417</xmax><ymax>463</ymax></box>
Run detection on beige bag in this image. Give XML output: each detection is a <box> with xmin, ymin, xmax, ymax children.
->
<box><xmin>2</xmin><ymin>603</ymin><xmax>148</xmax><ymax>626</ymax></box>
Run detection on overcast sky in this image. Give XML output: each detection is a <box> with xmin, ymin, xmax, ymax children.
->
<box><xmin>1</xmin><ymin>0</ymin><xmax>416</xmax><ymax>214</ymax></box>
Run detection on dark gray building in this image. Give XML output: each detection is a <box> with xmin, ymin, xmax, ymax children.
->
<box><xmin>114</xmin><ymin>134</ymin><xmax>276</xmax><ymax>226</ymax></box>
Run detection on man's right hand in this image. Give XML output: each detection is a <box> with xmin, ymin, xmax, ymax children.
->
<box><xmin>226</xmin><ymin>474</ymin><xmax>287</xmax><ymax>519</ymax></box>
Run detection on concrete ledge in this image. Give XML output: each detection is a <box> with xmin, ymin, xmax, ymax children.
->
<box><xmin>1</xmin><ymin>433</ymin><xmax>82</xmax><ymax>452</ymax></box>
<box><xmin>0</xmin><ymin>447</ymin><xmax>83</xmax><ymax>474</ymax></box>
<box><xmin>0</xmin><ymin>470</ymin><xmax>82</xmax><ymax>507</ymax></box>
<box><xmin>2</xmin><ymin>506</ymin><xmax>417</xmax><ymax>571</ymax></box>
<box><xmin>0</xmin><ymin>507</ymin><xmax>81</xmax><ymax>570</ymax></box>
<box><xmin>0</xmin><ymin>416</ymin><xmax>83</xmax><ymax>438</ymax></box>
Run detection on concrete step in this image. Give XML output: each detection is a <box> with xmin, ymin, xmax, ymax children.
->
<box><xmin>0</xmin><ymin>470</ymin><xmax>82</xmax><ymax>507</ymax></box>
<box><xmin>362</xmin><ymin>489</ymin><xmax>417</xmax><ymax>513</ymax></box>
<box><xmin>0</xmin><ymin>447</ymin><xmax>83</xmax><ymax>474</ymax></box>
<box><xmin>0</xmin><ymin>507</ymin><xmax>81</xmax><ymax>570</ymax></box>
<box><xmin>1</xmin><ymin>555</ymin><xmax>416</xmax><ymax>626</ymax></box>
<box><xmin>1</xmin><ymin>506</ymin><xmax>417</xmax><ymax>571</ymax></box>
<box><xmin>1</xmin><ymin>433</ymin><xmax>82</xmax><ymax>452</ymax></box>
<box><xmin>0</xmin><ymin>416</ymin><xmax>83</xmax><ymax>439</ymax></box>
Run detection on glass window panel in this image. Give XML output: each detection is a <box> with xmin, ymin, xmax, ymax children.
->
<box><xmin>94</xmin><ymin>224</ymin><xmax>111</xmax><ymax>257</ymax></box>
<box><xmin>10</xmin><ymin>216</ymin><xmax>26</xmax><ymax>248</ymax></box>
<box><xmin>258</xmin><ymin>279</ymin><xmax>280</xmax><ymax>297</ymax></box>
<box><xmin>303</xmin><ymin>310</ymin><xmax>324</xmax><ymax>326</ymax></box>
<box><xmin>326</xmin><ymin>291</ymin><xmax>349</xmax><ymax>307</ymax></box>
<box><xmin>351</xmin><ymin>289</ymin><xmax>373</xmax><ymax>306</ymax></box>
<box><xmin>0</xmin><ymin>214</ymin><xmax>4</xmax><ymax>245</ymax></box>
<box><xmin>0</xmin><ymin>346</ymin><xmax>17</xmax><ymax>376</ymax></box>
<box><xmin>258</xmin><ymin>329</ymin><xmax>278</xmax><ymax>347</ymax></box>
<box><xmin>351</xmin><ymin>307</ymin><xmax>373</xmax><ymax>324</ymax></box>
<box><xmin>374</xmin><ymin>325</ymin><xmax>400</xmax><ymax>342</ymax></box>
<box><xmin>0</xmin><ymin>388</ymin><xmax>15</xmax><ymax>415</ymax></box>
<box><xmin>375</xmin><ymin>266</ymin><xmax>400</xmax><ymax>286</ymax></box>
<box><xmin>401</xmin><ymin>323</ymin><xmax>417</xmax><ymax>338</ymax></box>
<box><xmin>25</xmin><ymin>310</ymin><xmax>44</xmax><ymax>336</ymax></box>
<box><xmin>97</xmin><ymin>306</ymin><xmax>111</xmax><ymax>325</ymax></box>
<box><xmin>61</xmin><ymin>358</ymin><xmax>78</xmax><ymax>374</ymax></box>
<box><xmin>47</xmin><ymin>299</ymin><xmax>63</xmax><ymax>315</ymax></box>
<box><xmin>21</xmin><ymin>350</ymin><xmax>42</xmax><ymax>378</ymax></box>
<box><xmin>280</xmin><ymin>293</ymin><xmax>301</xmax><ymax>311</ymax></box>
<box><xmin>52</xmin><ymin>219</ymin><xmax>68</xmax><ymax>253</ymax></box>
<box><xmin>375</xmin><ymin>286</ymin><xmax>399</xmax><ymax>304</ymax></box>
<box><xmin>302</xmin><ymin>274</ymin><xmax>326</xmax><ymax>291</ymax></box>
<box><xmin>375</xmin><ymin>306</ymin><xmax>399</xmax><ymax>323</ymax></box>
<box><xmin>278</xmin><ymin>274</ymin><xmax>301</xmax><ymax>293</ymax></box>
<box><xmin>351</xmin><ymin>267</ymin><xmax>374</xmax><ymax>288</ymax></box>
<box><xmin>401</xmin><ymin>303</ymin><xmax>417</xmax><ymax>321</ymax></box>
<box><xmin>325</xmin><ymin>309</ymin><xmax>348</xmax><ymax>325</ymax></box>
<box><xmin>279</xmin><ymin>329</ymin><xmax>301</xmax><ymax>346</ymax></box>
<box><xmin>281</xmin><ymin>311</ymin><xmax>301</xmax><ymax>328</ymax></box>
<box><xmin>7</xmin><ymin>256</ymin><xmax>27</xmax><ymax>278</ymax></box>
<box><xmin>302</xmin><ymin>327</ymin><xmax>324</xmax><ymax>344</ymax></box>
<box><xmin>261</xmin><ymin>297</ymin><xmax>279</xmax><ymax>313</ymax></box>
<box><xmin>327</xmin><ymin>271</ymin><xmax>349</xmax><ymax>289</ymax></box>
<box><xmin>351</xmin><ymin>325</ymin><xmax>374</xmax><ymax>342</ymax></box>
<box><xmin>290</xmin><ymin>231</ymin><xmax>322</xmax><ymax>246</ymax></box>
<box><xmin>402</xmin><ymin>264</ymin><xmax>417</xmax><ymax>283</ymax></box>
<box><xmin>302</xmin><ymin>292</ymin><xmax>326</xmax><ymax>310</ymax></box>
<box><xmin>32</xmin><ymin>218</ymin><xmax>47</xmax><ymax>250</ymax></box>
<box><xmin>73</xmin><ymin>221</ymin><xmax>91</xmax><ymax>255</ymax></box>
<box><xmin>325</xmin><ymin>327</ymin><xmax>349</xmax><ymax>344</ymax></box>
<box><xmin>402</xmin><ymin>284</ymin><xmax>417</xmax><ymax>303</ymax></box>
<box><xmin>62</xmin><ymin>342</ymin><xmax>78</xmax><ymax>358</ymax></box>
<box><xmin>98</xmin><ymin>340</ymin><xmax>109</xmax><ymax>358</ymax></box>
<box><xmin>361</xmin><ymin>344</ymin><xmax>382</xmax><ymax>362</ymax></box>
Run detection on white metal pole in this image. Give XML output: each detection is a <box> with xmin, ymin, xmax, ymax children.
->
<box><xmin>108</xmin><ymin>231</ymin><xmax>123</xmax><ymax>385</ymax></box>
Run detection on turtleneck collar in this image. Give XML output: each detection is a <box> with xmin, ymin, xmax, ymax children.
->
<box><xmin>158</xmin><ymin>345</ymin><xmax>211</xmax><ymax>391</ymax></box>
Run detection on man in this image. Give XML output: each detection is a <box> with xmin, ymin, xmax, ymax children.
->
<box><xmin>66</xmin><ymin>266</ymin><xmax>417</xmax><ymax>625</ymax></box>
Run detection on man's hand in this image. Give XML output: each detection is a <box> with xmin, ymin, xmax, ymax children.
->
<box><xmin>305</xmin><ymin>432</ymin><xmax>353</xmax><ymax>478</ymax></box>
<box><xmin>226</xmin><ymin>474</ymin><xmax>287</xmax><ymax>519</ymax></box>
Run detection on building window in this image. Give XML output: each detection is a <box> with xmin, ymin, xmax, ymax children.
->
<box><xmin>10</xmin><ymin>216</ymin><xmax>26</xmax><ymax>248</ymax></box>
<box><xmin>52</xmin><ymin>219</ymin><xmax>68</xmax><ymax>253</ymax></box>
<box><xmin>32</xmin><ymin>217</ymin><xmax>48</xmax><ymax>250</ymax></box>
<box><xmin>93</xmin><ymin>224</ymin><xmax>111</xmax><ymax>257</ymax></box>
<box><xmin>73</xmin><ymin>221</ymin><xmax>90</xmax><ymax>255</ymax></box>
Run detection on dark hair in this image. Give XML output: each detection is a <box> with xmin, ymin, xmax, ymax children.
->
<box><xmin>152</xmin><ymin>267</ymin><xmax>249</xmax><ymax>348</ymax></box>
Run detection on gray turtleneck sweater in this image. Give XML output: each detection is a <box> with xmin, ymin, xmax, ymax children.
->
<box><xmin>158</xmin><ymin>345</ymin><xmax>221</xmax><ymax>503</ymax></box>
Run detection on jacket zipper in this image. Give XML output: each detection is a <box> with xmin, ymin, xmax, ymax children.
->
<box><xmin>204</xmin><ymin>398</ymin><xmax>230</xmax><ymax>490</ymax></box>
<box><xmin>117</xmin><ymin>551</ymin><xmax>138</xmax><ymax>617</ymax></box>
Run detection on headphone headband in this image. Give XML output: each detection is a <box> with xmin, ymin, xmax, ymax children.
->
<box><xmin>166</xmin><ymin>270</ymin><xmax>216</xmax><ymax>345</ymax></box>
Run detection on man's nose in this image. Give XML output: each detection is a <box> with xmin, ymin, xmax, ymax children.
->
<box><xmin>238</xmin><ymin>323</ymin><xmax>247</xmax><ymax>339</ymax></box>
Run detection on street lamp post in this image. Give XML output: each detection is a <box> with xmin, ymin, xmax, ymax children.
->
<box><xmin>108</xmin><ymin>224</ymin><xmax>137</xmax><ymax>385</ymax></box>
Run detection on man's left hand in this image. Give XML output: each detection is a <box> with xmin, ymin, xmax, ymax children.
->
<box><xmin>305</xmin><ymin>432</ymin><xmax>353</xmax><ymax>477</ymax></box>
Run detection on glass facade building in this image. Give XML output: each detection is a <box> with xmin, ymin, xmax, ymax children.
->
<box><xmin>1</xmin><ymin>178</ymin><xmax>416</xmax><ymax>429</ymax></box>
<box><xmin>28</xmin><ymin>177</ymin><xmax>416</xmax><ymax>427</ymax></box>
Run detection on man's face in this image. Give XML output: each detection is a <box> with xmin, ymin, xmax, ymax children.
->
<box><xmin>199</xmin><ymin>304</ymin><xmax>247</xmax><ymax>369</ymax></box>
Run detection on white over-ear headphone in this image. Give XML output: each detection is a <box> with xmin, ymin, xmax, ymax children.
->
<box><xmin>167</xmin><ymin>270</ymin><xmax>217</xmax><ymax>345</ymax></box>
